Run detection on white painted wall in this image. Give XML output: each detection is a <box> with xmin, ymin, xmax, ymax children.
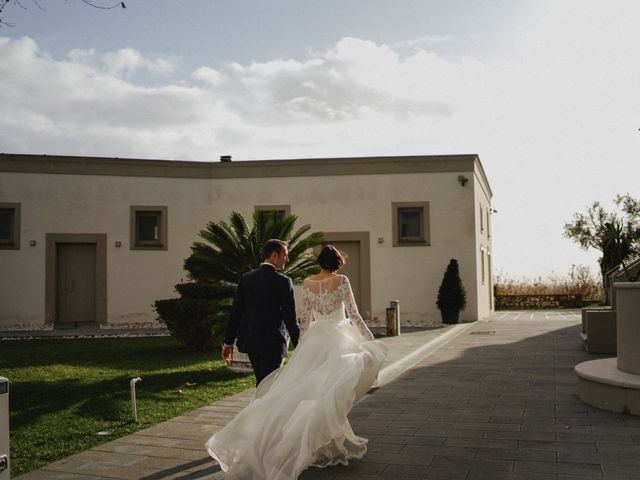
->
<box><xmin>0</xmin><ymin>162</ymin><xmax>492</xmax><ymax>329</ymax></box>
<box><xmin>473</xmin><ymin>168</ymin><xmax>495</xmax><ymax>320</ymax></box>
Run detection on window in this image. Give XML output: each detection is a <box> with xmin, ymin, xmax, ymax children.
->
<box><xmin>392</xmin><ymin>202</ymin><xmax>430</xmax><ymax>246</ymax></box>
<box><xmin>0</xmin><ymin>203</ymin><xmax>20</xmax><ymax>250</ymax></box>
<box><xmin>487</xmin><ymin>208</ymin><xmax>491</xmax><ymax>238</ymax></box>
<box><xmin>130</xmin><ymin>206</ymin><xmax>168</xmax><ymax>250</ymax></box>
<box><xmin>481</xmin><ymin>248</ymin><xmax>486</xmax><ymax>284</ymax></box>
<box><xmin>255</xmin><ymin>205</ymin><xmax>291</xmax><ymax>222</ymax></box>
<box><xmin>480</xmin><ymin>205</ymin><xmax>484</xmax><ymax>233</ymax></box>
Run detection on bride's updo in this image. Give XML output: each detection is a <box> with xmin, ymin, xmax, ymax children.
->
<box><xmin>317</xmin><ymin>245</ymin><xmax>346</xmax><ymax>272</ymax></box>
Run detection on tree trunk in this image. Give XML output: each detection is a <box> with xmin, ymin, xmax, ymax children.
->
<box><xmin>441</xmin><ymin>309</ymin><xmax>460</xmax><ymax>324</ymax></box>
<box><xmin>600</xmin><ymin>260</ymin><xmax>610</xmax><ymax>305</ymax></box>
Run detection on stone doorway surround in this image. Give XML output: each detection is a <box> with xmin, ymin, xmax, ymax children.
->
<box><xmin>45</xmin><ymin>233</ymin><xmax>107</xmax><ymax>327</ymax></box>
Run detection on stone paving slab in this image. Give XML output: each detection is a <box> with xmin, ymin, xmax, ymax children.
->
<box><xmin>15</xmin><ymin>310</ymin><xmax>640</xmax><ymax>480</ymax></box>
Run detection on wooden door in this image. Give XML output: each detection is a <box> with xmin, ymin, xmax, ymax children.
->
<box><xmin>56</xmin><ymin>243</ymin><xmax>97</xmax><ymax>324</ymax></box>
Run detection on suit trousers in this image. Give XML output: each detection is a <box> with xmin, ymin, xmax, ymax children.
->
<box><xmin>248</xmin><ymin>350</ymin><xmax>283</xmax><ymax>386</ymax></box>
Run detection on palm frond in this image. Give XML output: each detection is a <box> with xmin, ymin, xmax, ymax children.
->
<box><xmin>287</xmin><ymin>223</ymin><xmax>312</xmax><ymax>246</ymax></box>
<box><xmin>184</xmin><ymin>210</ymin><xmax>323</xmax><ymax>286</ymax></box>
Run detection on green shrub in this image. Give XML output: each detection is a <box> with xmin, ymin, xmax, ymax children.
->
<box><xmin>154</xmin><ymin>297</ymin><xmax>231</xmax><ymax>351</ymax></box>
<box><xmin>436</xmin><ymin>259</ymin><xmax>467</xmax><ymax>314</ymax></box>
<box><xmin>175</xmin><ymin>281</ymin><xmax>236</xmax><ymax>300</ymax></box>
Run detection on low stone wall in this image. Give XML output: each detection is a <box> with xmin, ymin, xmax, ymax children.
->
<box><xmin>495</xmin><ymin>294</ymin><xmax>583</xmax><ymax>310</ymax></box>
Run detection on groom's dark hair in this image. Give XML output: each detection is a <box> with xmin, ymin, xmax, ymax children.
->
<box><xmin>263</xmin><ymin>239</ymin><xmax>287</xmax><ymax>259</ymax></box>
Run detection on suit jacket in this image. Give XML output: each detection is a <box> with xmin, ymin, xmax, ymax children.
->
<box><xmin>224</xmin><ymin>264</ymin><xmax>300</xmax><ymax>358</ymax></box>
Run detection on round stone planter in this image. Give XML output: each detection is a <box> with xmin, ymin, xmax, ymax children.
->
<box><xmin>615</xmin><ymin>282</ymin><xmax>640</xmax><ymax>375</ymax></box>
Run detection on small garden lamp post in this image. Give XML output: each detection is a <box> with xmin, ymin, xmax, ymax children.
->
<box><xmin>130</xmin><ymin>377</ymin><xmax>142</xmax><ymax>422</ymax></box>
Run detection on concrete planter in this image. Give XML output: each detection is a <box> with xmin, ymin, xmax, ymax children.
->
<box><xmin>575</xmin><ymin>282</ymin><xmax>640</xmax><ymax>415</ymax></box>
<box><xmin>615</xmin><ymin>282</ymin><xmax>640</xmax><ymax>375</ymax></box>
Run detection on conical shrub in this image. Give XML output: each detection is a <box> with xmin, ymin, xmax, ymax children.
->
<box><xmin>436</xmin><ymin>259</ymin><xmax>467</xmax><ymax>323</ymax></box>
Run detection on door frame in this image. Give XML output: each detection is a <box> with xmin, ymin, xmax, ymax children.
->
<box><xmin>45</xmin><ymin>233</ymin><xmax>107</xmax><ymax>326</ymax></box>
<box><xmin>320</xmin><ymin>231</ymin><xmax>371</xmax><ymax>319</ymax></box>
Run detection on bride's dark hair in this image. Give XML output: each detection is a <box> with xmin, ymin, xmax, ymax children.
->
<box><xmin>316</xmin><ymin>245</ymin><xmax>346</xmax><ymax>272</ymax></box>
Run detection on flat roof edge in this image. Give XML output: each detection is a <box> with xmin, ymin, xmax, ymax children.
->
<box><xmin>0</xmin><ymin>152</ymin><xmax>484</xmax><ymax>180</ymax></box>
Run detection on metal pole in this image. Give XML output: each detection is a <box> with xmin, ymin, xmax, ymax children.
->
<box><xmin>130</xmin><ymin>377</ymin><xmax>142</xmax><ymax>422</ymax></box>
<box><xmin>0</xmin><ymin>377</ymin><xmax>9</xmax><ymax>480</ymax></box>
<box><xmin>390</xmin><ymin>300</ymin><xmax>401</xmax><ymax>335</ymax></box>
<box><xmin>386</xmin><ymin>307</ymin><xmax>397</xmax><ymax>337</ymax></box>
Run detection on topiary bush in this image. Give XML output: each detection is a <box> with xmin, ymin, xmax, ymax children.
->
<box><xmin>175</xmin><ymin>281</ymin><xmax>236</xmax><ymax>300</ymax></box>
<box><xmin>154</xmin><ymin>282</ymin><xmax>233</xmax><ymax>351</ymax></box>
<box><xmin>436</xmin><ymin>259</ymin><xmax>467</xmax><ymax>324</ymax></box>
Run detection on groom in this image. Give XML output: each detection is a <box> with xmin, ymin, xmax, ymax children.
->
<box><xmin>222</xmin><ymin>239</ymin><xmax>300</xmax><ymax>385</ymax></box>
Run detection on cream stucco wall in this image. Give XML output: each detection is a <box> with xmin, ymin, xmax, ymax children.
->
<box><xmin>473</xmin><ymin>167</ymin><xmax>495</xmax><ymax>320</ymax></box>
<box><xmin>0</xmin><ymin>172</ymin><xmax>218</xmax><ymax>327</ymax></box>
<box><xmin>0</xmin><ymin>154</ymin><xmax>492</xmax><ymax>329</ymax></box>
<box><xmin>213</xmin><ymin>171</ymin><xmax>479</xmax><ymax>324</ymax></box>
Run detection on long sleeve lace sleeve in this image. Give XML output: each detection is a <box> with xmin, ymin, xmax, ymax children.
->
<box><xmin>341</xmin><ymin>276</ymin><xmax>375</xmax><ymax>341</ymax></box>
<box><xmin>298</xmin><ymin>285</ymin><xmax>314</xmax><ymax>337</ymax></box>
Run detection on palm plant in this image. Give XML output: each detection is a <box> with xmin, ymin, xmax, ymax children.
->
<box><xmin>184</xmin><ymin>210</ymin><xmax>324</xmax><ymax>286</ymax></box>
<box><xmin>156</xmin><ymin>211</ymin><xmax>323</xmax><ymax>350</ymax></box>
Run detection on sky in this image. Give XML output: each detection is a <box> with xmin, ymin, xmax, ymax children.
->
<box><xmin>1</xmin><ymin>0</ymin><xmax>639</xmax><ymax>280</ymax></box>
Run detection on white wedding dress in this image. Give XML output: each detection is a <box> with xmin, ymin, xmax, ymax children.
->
<box><xmin>205</xmin><ymin>275</ymin><xmax>387</xmax><ymax>480</ymax></box>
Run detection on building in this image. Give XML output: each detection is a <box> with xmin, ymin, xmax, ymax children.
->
<box><xmin>0</xmin><ymin>153</ymin><xmax>493</xmax><ymax>330</ymax></box>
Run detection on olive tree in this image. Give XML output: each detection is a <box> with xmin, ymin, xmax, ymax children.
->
<box><xmin>563</xmin><ymin>193</ymin><xmax>640</xmax><ymax>304</ymax></box>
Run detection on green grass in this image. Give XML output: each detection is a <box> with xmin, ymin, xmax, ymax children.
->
<box><xmin>0</xmin><ymin>336</ymin><xmax>254</xmax><ymax>476</ymax></box>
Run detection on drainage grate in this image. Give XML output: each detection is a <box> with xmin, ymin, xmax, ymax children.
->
<box><xmin>469</xmin><ymin>331</ymin><xmax>496</xmax><ymax>335</ymax></box>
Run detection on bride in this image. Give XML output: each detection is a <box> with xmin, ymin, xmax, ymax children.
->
<box><xmin>205</xmin><ymin>245</ymin><xmax>387</xmax><ymax>479</ymax></box>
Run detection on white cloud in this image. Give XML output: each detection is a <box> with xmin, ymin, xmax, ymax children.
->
<box><xmin>0</xmin><ymin>34</ymin><xmax>461</xmax><ymax>158</ymax></box>
<box><xmin>68</xmin><ymin>46</ymin><xmax>175</xmax><ymax>77</ymax></box>
<box><xmin>101</xmin><ymin>48</ymin><xmax>176</xmax><ymax>77</ymax></box>
<box><xmin>393</xmin><ymin>34</ymin><xmax>456</xmax><ymax>50</ymax></box>
<box><xmin>0</xmin><ymin>37</ymin><xmax>229</xmax><ymax>159</ymax></box>
<box><xmin>192</xmin><ymin>37</ymin><xmax>455</xmax><ymax>125</ymax></box>
<box><xmin>67</xmin><ymin>48</ymin><xmax>97</xmax><ymax>63</ymax></box>
<box><xmin>192</xmin><ymin>66</ymin><xmax>224</xmax><ymax>86</ymax></box>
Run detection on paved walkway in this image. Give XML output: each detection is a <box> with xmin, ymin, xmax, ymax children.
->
<box><xmin>16</xmin><ymin>311</ymin><xmax>640</xmax><ymax>480</ymax></box>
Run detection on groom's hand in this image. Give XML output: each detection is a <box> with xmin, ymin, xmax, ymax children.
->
<box><xmin>221</xmin><ymin>344</ymin><xmax>234</xmax><ymax>365</ymax></box>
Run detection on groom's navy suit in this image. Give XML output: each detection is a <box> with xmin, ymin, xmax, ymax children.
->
<box><xmin>224</xmin><ymin>263</ymin><xmax>300</xmax><ymax>385</ymax></box>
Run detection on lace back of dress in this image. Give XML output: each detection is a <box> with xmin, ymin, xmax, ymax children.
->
<box><xmin>304</xmin><ymin>275</ymin><xmax>342</xmax><ymax>296</ymax></box>
<box><xmin>300</xmin><ymin>275</ymin><xmax>374</xmax><ymax>340</ymax></box>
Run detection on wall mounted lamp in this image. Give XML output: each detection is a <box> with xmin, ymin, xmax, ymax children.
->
<box><xmin>489</xmin><ymin>208</ymin><xmax>498</xmax><ymax>214</ymax></box>
<box><xmin>115</xmin><ymin>241</ymin><xmax>122</xmax><ymax>248</ymax></box>
<box><xmin>29</xmin><ymin>240</ymin><xmax>37</xmax><ymax>247</ymax></box>
<box><xmin>457</xmin><ymin>175</ymin><xmax>468</xmax><ymax>186</ymax></box>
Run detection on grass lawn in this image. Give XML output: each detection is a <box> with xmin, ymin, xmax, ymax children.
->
<box><xmin>0</xmin><ymin>336</ymin><xmax>254</xmax><ymax>476</ymax></box>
